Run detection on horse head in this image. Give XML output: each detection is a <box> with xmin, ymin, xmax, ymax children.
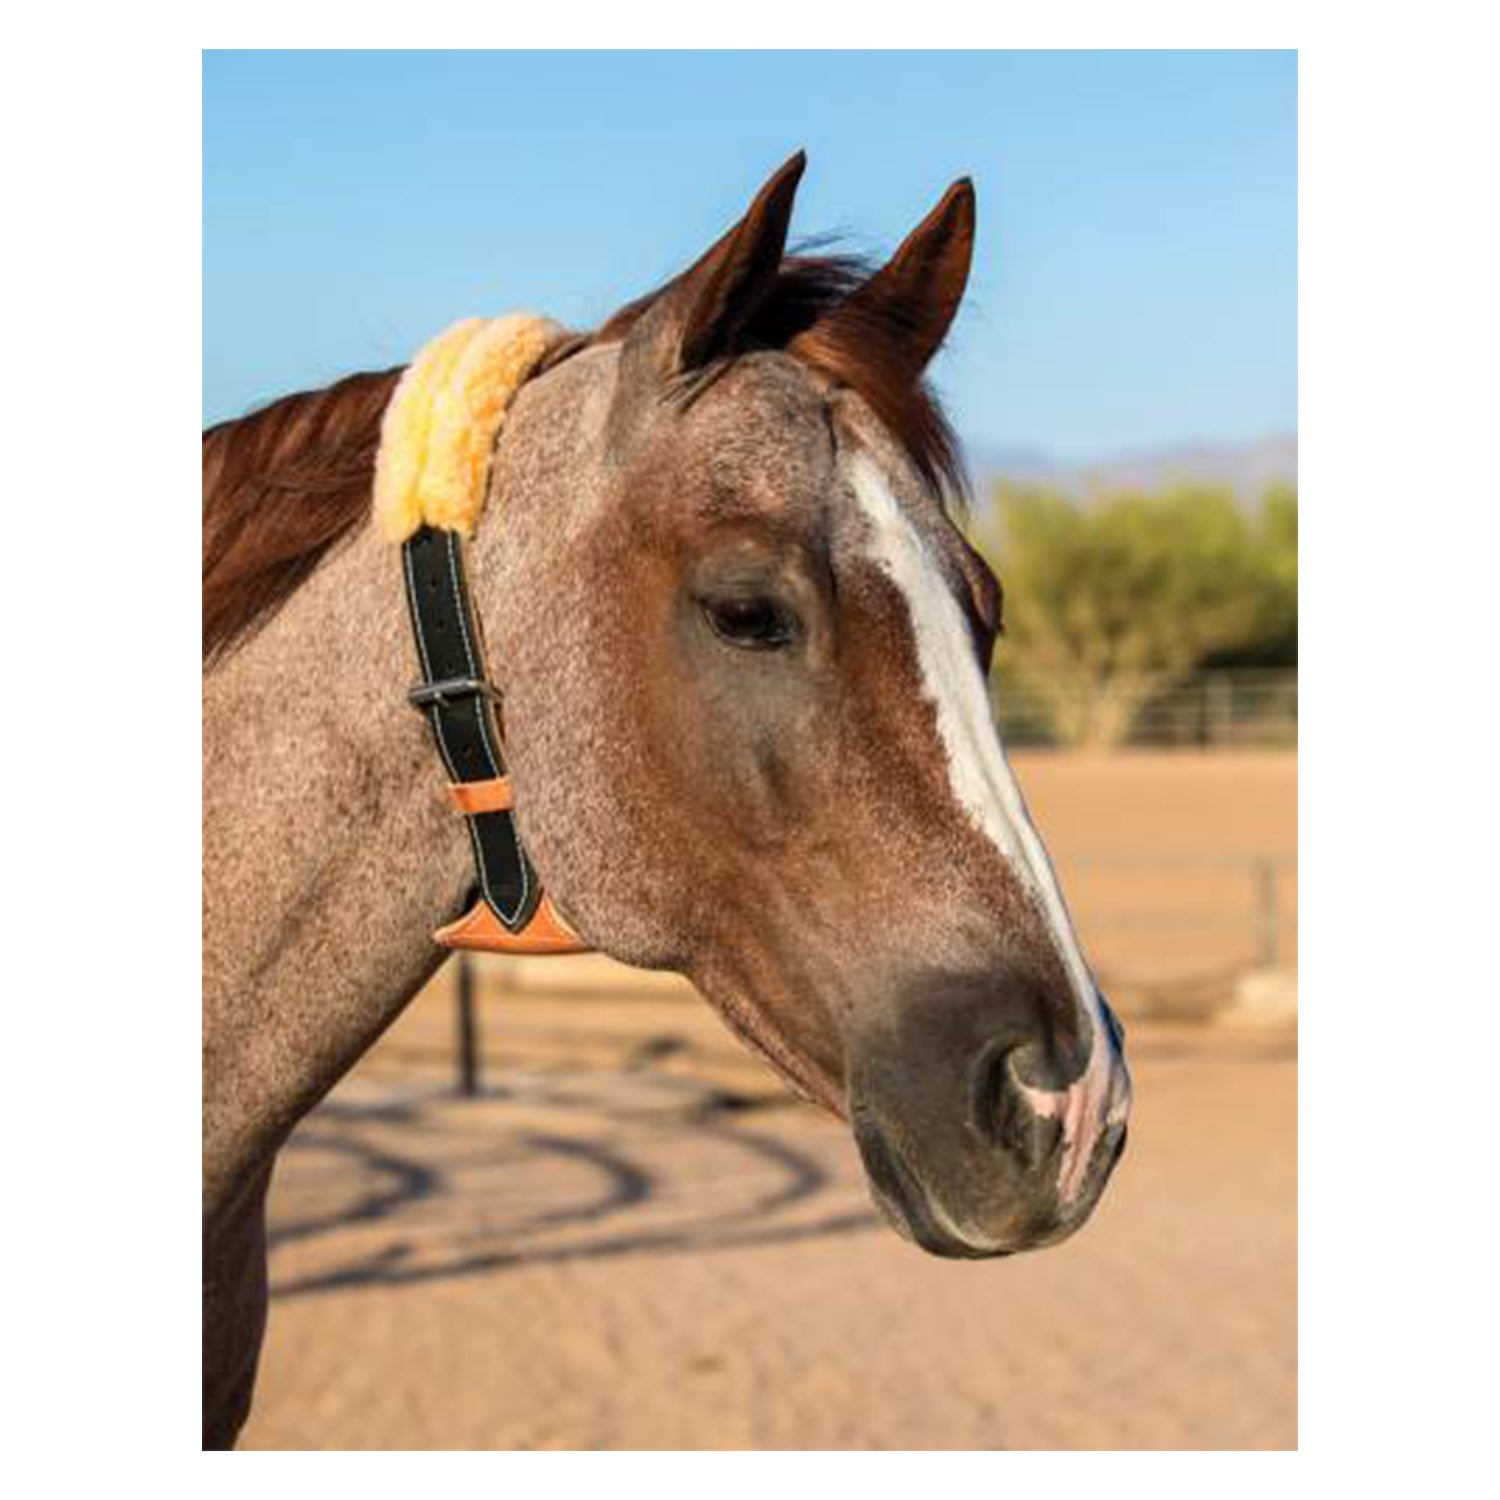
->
<box><xmin>466</xmin><ymin>154</ymin><xmax>1132</xmax><ymax>1256</ymax></box>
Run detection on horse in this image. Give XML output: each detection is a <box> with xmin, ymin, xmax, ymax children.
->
<box><xmin>202</xmin><ymin>152</ymin><xmax>1132</xmax><ymax>1449</ymax></box>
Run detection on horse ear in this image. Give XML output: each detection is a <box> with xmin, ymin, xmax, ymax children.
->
<box><xmin>671</xmin><ymin>151</ymin><xmax>806</xmax><ymax>372</ymax></box>
<box><xmin>803</xmin><ymin>177</ymin><xmax>975</xmax><ymax>380</ymax></box>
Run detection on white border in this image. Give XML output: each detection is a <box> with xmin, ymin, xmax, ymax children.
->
<box><xmin>7</xmin><ymin>15</ymin><xmax>1497</xmax><ymax>1488</ymax></box>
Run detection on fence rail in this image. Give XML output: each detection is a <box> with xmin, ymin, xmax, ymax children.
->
<box><xmin>445</xmin><ymin>850</ymin><xmax>1297</xmax><ymax>1091</ymax></box>
<box><xmin>1065</xmin><ymin>852</ymin><xmax>1296</xmax><ymax>969</ymax></box>
<box><xmin>995</xmin><ymin>667</ymin><xmax>1297</xmax><ymax>749</ymax></box>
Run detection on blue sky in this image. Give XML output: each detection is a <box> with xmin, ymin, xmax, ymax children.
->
<box><xmin>204</xmin><ymin>51</ymin><xmax>1295</xmax><ymax>459</ymax></box>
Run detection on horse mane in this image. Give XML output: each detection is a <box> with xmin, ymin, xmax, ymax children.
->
<box><xmin>203</xmin><ymin>367</ymin><xmax>402</xmax><ymax>664</ymax></box>
<box><xmin>202</xmin><ymin>254</ymin><xmax>965</xmax><ymax>666</ymax></box>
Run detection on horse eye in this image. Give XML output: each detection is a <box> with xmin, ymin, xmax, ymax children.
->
<box><xmin>701</xmin><ymin>594</ymin><xmax>797</xmax><ymax>650</ymax></box>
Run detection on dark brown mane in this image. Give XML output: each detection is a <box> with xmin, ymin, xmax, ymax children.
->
<box><xmin>203</xmin><ymin>256</ymin><xmax>965</xmax><ymax>665</ymax></box>
<box><xmin>203</xmin><ymin>367</ymin><xmax>402</xmax><ymax>663</ymax></box>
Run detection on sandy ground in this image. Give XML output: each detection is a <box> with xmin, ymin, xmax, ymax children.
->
<box><xmin>238</xmin><ymin>751</ymin><xmax>1297</xmax><ymax>1450</ymax></box>
<box><xmin>243</xmin><ymin>1020</ymin><xmax>1294</xmax><ymax>1450</ymax></box>
<box><xmin>1014</xmin><ymin>750</ymin><xmax>1297</xmax><ymax>1001</ymax></box>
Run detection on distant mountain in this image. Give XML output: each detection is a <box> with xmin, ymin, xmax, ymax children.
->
<box><xmin>964</xmin><ymin>434</ymin><xmax>1297</xmax><ymax>508</ymax></box>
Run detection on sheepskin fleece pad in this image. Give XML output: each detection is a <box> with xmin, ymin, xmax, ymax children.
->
<box><xmin>373</xmin><ymin>313</ymin><xmax>563</xmax><ymax>543</ymax></box>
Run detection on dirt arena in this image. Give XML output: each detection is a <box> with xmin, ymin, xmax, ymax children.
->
<box><xmin>240</xmin><ymin>751</ymin><xmax>1297</xmax><ymax>1450</ymax></box>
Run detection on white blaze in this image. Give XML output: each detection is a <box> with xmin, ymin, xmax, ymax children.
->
<box><xmin>848</xmin><ymin>454</ymin><xmax>1129</xmax><ymax>1203</ymax></box>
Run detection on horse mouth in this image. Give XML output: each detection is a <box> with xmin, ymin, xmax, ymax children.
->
<box><xmin>851</xmin><ymin>1113</ymin><xmax>1003</xmax><ymax>1260</ymax></box>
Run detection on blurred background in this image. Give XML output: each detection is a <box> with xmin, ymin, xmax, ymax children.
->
<box><xmin>206</xmin><ymin>50</ymin><xmax>1296</xmax><ymax>1449</ymax></box>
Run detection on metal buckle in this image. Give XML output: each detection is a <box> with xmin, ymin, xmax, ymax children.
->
<box><xmin>406</xmin><ymin>676</ymin><xmax>499</xmax><ymax>711</ymax></box>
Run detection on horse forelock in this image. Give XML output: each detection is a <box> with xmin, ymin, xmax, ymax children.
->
<box><xmin>589</xmin><ymin>253</ymin><xmax>968</xmax><ymax>511</ymax></box>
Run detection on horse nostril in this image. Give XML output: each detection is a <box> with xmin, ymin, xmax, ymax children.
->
<box><xmin>967</xmin><ymin>1039</ymin><xmax>1008</xmax><ymax>1141</ymax></box>
<box><xmin>969</xmin><ymin>1041</ymin><xmax>1054</xmax><ymax>1172</ymax></box>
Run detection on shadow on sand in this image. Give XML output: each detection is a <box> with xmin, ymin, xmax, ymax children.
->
<box><xmin>266</xmin><ymin>1071</ymin><xmax>882</xmax><ymax>1300</ymax></box>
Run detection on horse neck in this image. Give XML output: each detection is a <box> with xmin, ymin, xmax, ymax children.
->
<box><xmin>202</xmin><ymin>514</ymin><xmax>468</xmax><ymax>1215</ymax></box>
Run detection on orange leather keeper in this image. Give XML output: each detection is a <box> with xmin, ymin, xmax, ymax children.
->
<box><xmin>446</xmin><ymin>777</ymin><xmax>514</xmax><ymax>815</ymax></box>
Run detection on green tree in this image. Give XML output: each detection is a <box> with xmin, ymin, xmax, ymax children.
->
<box><xmin>974</xmin><ymin>482</ymin><xmax>1296</xmax><ymax>747</ymax></box>
<box><xmin>1208</xmin><ymin>480</ymin><xmax>1297</xmax><ymax>668</ymax></box>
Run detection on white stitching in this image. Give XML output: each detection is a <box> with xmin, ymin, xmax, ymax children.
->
<box><xmin>403</xmin><ymin>541</ymin><xmax>460</xmax><ymax>781</ymax></box>
<box><xmin>445</xmin><ymin>530</ymin><xmax>503</xmax><ymax>779</ymax></box>
<box><xmin>442</xmin><ymin>530</ymin><xmax>529</xmax><ymax>923</ymax></box>
<box><xmin>446</xmin><ymin>528</ymin><xmax>478</xmax><ymax>674</ymax></box>
<box><xmin>403</xmin><ymin>542</ymin><xmax>435</xmax><ymax>679</ymax></box>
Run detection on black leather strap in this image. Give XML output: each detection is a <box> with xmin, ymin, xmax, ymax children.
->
<box><xmin>402</xmin><ymin>525</ymin><xmax>541</xmax><ymax>931</ymax></box>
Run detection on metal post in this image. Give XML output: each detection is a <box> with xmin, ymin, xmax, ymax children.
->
<box><xmin>1255</xmin><ymin>859</ymin><xmax>1280</xmax><ymax>968</ymax></box>
<box><xmin>456</xmin><ymin>952</ymin><xmax>480</xmax><ymax>1098</ymax></box>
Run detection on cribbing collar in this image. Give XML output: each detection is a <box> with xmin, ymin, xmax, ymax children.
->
<box><xmin>402</xmin><ymin>524</ymin><xmax>588</xmax><ymax>955</ymax></box>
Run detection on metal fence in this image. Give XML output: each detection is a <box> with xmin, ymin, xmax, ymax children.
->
<box><xmin>445</xmin><ymin>849</ymin><xmax>1297</xmax><ymax>1091</ymax></box>
<box><xmin>995</xmin><ymin>668</ymin><xmax>1297</xmax><ymax>749</ymax></box>
<box><xmin>1061</xmin><ymin>852</ymin><xmax>1296</xmax><ymax>1011</ymax></box>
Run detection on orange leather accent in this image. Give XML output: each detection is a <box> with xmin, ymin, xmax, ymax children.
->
<box><xmin>446</xmin><ymin>777</ymin><xmax>514</xmax><ymax>815</ymax></box>
<box><xmin>433</xmin><ymin>893</ymin><xmax>590</xmax><ymax>955</ymax></box>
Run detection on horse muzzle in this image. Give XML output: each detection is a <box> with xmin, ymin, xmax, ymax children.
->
<box><xmin>845</xmin><ymin>974</ymin><xmax>1131</xmax><ymax>1258</ymax></box>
